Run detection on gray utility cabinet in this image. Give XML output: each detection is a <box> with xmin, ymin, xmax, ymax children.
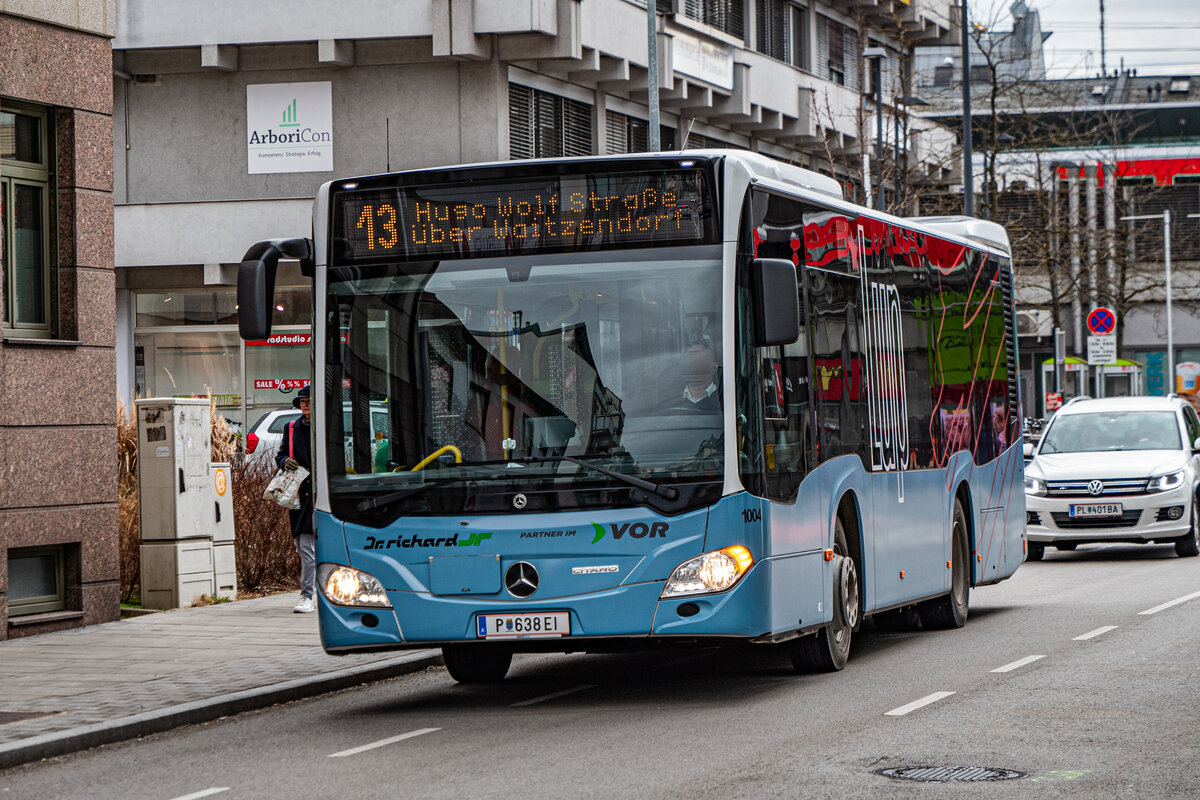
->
<box><xmin>136</xmin><ymin>398</ymin><xmax>214</xmax><ymax>541</ymax></box>
<box><xmin>136</xmin><ymin>398</ymin><xmax>224</xmax><ymax>608</ymax></box>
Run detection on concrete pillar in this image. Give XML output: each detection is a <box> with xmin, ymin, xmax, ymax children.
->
<box><xmin>1068</xmin><ymin>168</ymin><xmax>1082</xmax><ymax>354</ymax></box>
<box><xmin>1084</xmin><ymin>162</ymin><xmax>1098</xmax><ymax>306</ymax></box>
<box><xmin>1103</xmin><ymin>161</ymin><xmax>1117</xmax><ymax>296</ymax></box>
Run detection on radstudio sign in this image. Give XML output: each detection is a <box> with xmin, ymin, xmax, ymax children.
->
<box><xmin>246</xmin><ymin>82</ymin><xmax>333</xmax><ymax>174</ymax></box>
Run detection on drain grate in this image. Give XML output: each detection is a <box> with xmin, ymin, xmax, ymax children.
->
<box><xmin>0</xmin><ymin>711</ymin><xmax>58</xmax><ymax>726</ymax></box>
<box><xmin>875</xmin><ymin>765</ymin><xmax>1026</xmax><ymax>783</ymax></box>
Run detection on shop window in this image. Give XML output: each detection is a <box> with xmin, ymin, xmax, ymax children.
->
<box><xmin>509</xmin><ymin>84</ymin><xmax>593</xmax><ymax>160</ymax></box>
<box><xmin>8</xmin><ymin>546</ymin><xmax>65</xmax><ymax>616</ymax></box>
<box><xmin>1</xmin><ymin>102</ymin><xmax>53</xmax><ymax>335</ymax></box>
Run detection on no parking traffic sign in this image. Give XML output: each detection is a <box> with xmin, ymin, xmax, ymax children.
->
<box><xmin>1087</xmin><ymin>307</ymin><xmax>1116</xmax><ymax>336</ymax></box>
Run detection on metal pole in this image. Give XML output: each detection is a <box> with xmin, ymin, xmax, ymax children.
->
<box><xmin>960</xmin><ymin>1</ymin><xmax>974</xmax><ymax>217</ymax></box>
<box><xmin>875</xmin><ymin>57</ymin><xmax>884</xmax><ymax>211</ymax></box>
<box><xmin>647</xmin><ymin>0</ymin><xmax>660</xmax><ymax>151</ymax></box>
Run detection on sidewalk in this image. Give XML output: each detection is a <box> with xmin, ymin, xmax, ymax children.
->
<box><xmin>0</xmin><ymin>594</ymin><xmax>441</xmax><ymax>770</ymax></box>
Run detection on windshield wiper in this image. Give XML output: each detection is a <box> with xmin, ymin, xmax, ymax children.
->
<box><xmin>529</xmin><ymin>455</ymin><xmax>679</xmax><ymax>501</ymax></box>
<box><xmin>356</xmin><ymin>477</ymin><xmax>459</xmax><ymax>512</ymax></box>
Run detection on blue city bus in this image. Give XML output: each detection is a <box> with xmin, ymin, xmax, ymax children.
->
<box><xmin>236</xmin><ymin>151</ymin><xmax>1025</xmax><ymax>682</ymax></box>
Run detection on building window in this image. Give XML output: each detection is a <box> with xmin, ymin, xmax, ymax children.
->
<box><xmin>606</xmin><ymin>110</ymin><xmax>677</xmax><ymax>153</ymax></box>
<box><xmin>509</xmin><ymin>84</ymin><xmax>593</xmax><ymax>160</ymax></box>
<box><xmin>1</xmin><ymin>102</ymin><xmax>53</xmax><ymax>334</ymax></box>
<box><xmin>816</xmin><ymin>16</ymin><xmax>857</xmax><ymax>89</ymax></box>
<box><xmin>756</xmin><ymin>0</ymin><xmax>807</xmax><ymax>69</ymax></box>
<box><xmin>681</xmin><ymin>0</ymin><xmax>745</xmax><ymax>39</ymax></box>
<box><xmin>8</xmin><ymin>546</ymin><xmax>65</xmax><ymax>616</ymax></box>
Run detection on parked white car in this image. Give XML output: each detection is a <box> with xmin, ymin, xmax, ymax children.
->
<box><xmin>1023</xmin><ymin>395</ymin><xmax>1200</xmax><ymax>560</ymax></box>
<box><xmin>245</xmin><ymin>407</ymin><xmax>302</xmax><ymax>464</ymax></box>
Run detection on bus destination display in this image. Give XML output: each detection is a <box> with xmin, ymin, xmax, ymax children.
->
<box><xmin>333</xmin><ymin>169</ymin><xmax>712</xmax><ymax>261</ymax></box>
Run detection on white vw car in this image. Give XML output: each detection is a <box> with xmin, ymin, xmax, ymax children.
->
<box><xmin>1023</xmin><ymin>395</ymin><xmax>1200</xmax><ymax>560</ymax></box>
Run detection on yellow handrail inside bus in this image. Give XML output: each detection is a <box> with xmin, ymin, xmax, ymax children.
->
<box><xmin>410</xmin><ymin>445</ymin><xmax>463</xmax><ymax>472</ymax></box>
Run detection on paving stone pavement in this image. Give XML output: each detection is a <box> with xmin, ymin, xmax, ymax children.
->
<box><xmin>0</xmin><ymin>594</ymin><xmax>440</xmax><ymax>769</ymax></box>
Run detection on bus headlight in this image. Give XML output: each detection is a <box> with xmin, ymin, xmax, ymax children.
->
<box><xmin>661</xmin><ymin>546</ymin><xmax>754</xmax><ymax>598</ymax></box>
<box><xmin>318</xmin><ymin>564</ymin><xmax>392</xmax><ymax>607</ymax></box>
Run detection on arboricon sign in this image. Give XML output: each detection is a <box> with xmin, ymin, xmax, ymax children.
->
<box><xmin>246</xmin><ymin>82</ymin><xmax>333</xmax><ymax>174</ymax></box>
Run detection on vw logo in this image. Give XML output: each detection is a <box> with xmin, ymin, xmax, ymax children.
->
<box><xmin>505</xmin><ymin>561</ymin><xmax>539</xmax><ymax>598</ymax></box>
<box><xmin>512</xmin><ymin>493</ymin><xmax>528</xmax><ymax>509</ymax></box>
<box><xmin>1087</xmin><ymin>480</ymin><xmax>1104</xmax><ymax>496</ymax></box>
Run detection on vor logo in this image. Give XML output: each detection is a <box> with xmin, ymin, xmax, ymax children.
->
<box><xmin>589</xmin><ymin>521</ymin><xmax>668</xmax><ymax>543</ymax></box>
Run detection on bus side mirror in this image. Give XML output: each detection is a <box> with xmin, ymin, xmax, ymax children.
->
<box><xmin>751</xmin><ymin>258</ymin><xmax>800</xmax><ymax>346</ymax></box>
<box><xmin>237</xmin><ymin>238</ymin><xmax>314</xmax><ymax>341</ymax></box>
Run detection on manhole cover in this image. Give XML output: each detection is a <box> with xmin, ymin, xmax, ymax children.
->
<box><xmin>875</xmin><ymin>766</ymin><xmax>1026</xmax><ymax>783</ymax></box>
<box><xmin>0</xmin><ymin>711</ymin><xmax>58</xmax><ymax>726</ymax></box>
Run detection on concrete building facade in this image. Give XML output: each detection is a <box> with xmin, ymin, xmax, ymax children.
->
<box><xmin>112</xmin><ymin>0</ymin><xmax>956</xmax><ymax>433</ymax></box>
<box><xmin>1</xmin><ymin>2</ymin><xmax>118</xmax><ymax>637</ymax></box>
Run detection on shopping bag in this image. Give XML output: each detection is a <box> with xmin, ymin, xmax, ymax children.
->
<box><xmin>263</xmin><ymin>464</ymin><xmax>309</xmax><ymax>510</ymax></box>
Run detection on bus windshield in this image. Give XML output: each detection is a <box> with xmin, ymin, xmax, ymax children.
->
<box><xmin>327</xmin><ymin>248</ymin><xmax>724</xmax><ymax>519</ymax></box>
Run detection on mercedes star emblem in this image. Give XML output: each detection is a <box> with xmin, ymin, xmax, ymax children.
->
<box><xmin>513</xmin><ymin>493</ymin><xmax>528</xmax><ymax>509</ymax></box>
<box><xmin>505</xmin><ymin>561</ymin><xmax>539</xmax><ymax>598</ymax></box>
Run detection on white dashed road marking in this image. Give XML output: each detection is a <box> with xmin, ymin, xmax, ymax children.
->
<box><xmin>1074</xmin><ymin>625</ymin><xmax>1118</xmax><ymax>640</ymax></box>
<box><xmin>1139</xmin><ymin>590</ymin><xmax>1200</xmax><ymax>616</ymax></box>
<box><xmin>885</xmin><ymin>691</ymin><xmax>955</xmax><ymax>716</ymax></box>
<box><xmin>328</xmin><ymin>727</ymin><xmax>441</xmax><ymax>758</ymax></box>
<box><xmin>991</xmin><ymin>655</ymin><xmax>1045</xmax><ymax>673</ymax></box>
<box><xmin>512</xmin><ymin>684</ymin><xmax>596</xmax><ymax>707</ymax></box>
<box><xmin>169</xmin><ymin>790</ymin><xmax>229</xmax><ymax>800</ymax></box>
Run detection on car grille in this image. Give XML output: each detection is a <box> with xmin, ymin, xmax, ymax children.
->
<box><xmin>1044</xmin><ymin>478</ymin><xmax>1149</xmax><ymax>498</ymax></box>
<box><xmin>1050</xmin><ymin>510</ymin><xmax>1142</xmax><ymax>529</ymax></box>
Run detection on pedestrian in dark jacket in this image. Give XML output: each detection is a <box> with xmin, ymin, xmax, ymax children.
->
<box><xmin>276</xmin><ymin>385</ymin><xmax>315</xmax><ymax>613</ymax></box>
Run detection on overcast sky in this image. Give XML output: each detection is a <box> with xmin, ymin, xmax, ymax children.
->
<box><xmin>983</xmin><ymin>0</ymin><xmax>1200</xmax><ymax>78</ymax></box>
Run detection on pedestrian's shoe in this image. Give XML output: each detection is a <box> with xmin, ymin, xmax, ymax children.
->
<box><xmin>293</xmin><ymin>597</ymin><xmax>315</xmax><ymax>613</ymax></box>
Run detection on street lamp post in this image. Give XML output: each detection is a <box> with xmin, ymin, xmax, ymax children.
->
<box><xmin>1121</xmin><ymin>210</ymin><xmax>1174</xmax><ymax>387</ymax></box>
<box><xmin>863</xmin><ymin>47</ymin><xmax>886</xmax><ymax>211</ymax></box>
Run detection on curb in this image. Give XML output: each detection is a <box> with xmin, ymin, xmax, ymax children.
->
<box><xmin>0</xmin><ymin>649</ymin><xmax>442</xmax><ymax>771</ymax></box>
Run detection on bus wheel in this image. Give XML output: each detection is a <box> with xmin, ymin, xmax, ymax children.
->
<box><xmin>789</xmin><ymin>519</ymin><xmax>856</xmax><ymax>672</ymax></box>
<box><xmin>441</xmin><ymin>645</ymin><xmax>513</xmax><ymax>684</ymax></box>
<box><xmin>1026</xmin><ymin>541</ymin><xmax>1045</xmax><ymax>561</ymax></box>
<box><xmin>918</xmin><ymin>499</ymin><xmax>969</xmax><ymax>630</ymax></box>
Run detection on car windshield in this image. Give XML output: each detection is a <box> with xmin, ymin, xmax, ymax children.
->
<box><xmin>326</xmin><ymin>248</ymin><xmax>724</xmax><ymax>510</ymax></box>
<box><xmin>1039</xmin><ymin>410</ymin><xmax>1181</xmax><ymax>454</ymax></box>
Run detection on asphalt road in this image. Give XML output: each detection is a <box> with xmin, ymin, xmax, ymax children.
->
<box><xmin>4</xmin><ymin>542</ymin><xmax>1200</xmax><ymax>799</ymax></box>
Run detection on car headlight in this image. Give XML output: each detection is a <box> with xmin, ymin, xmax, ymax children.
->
<box><xmin>1024</xmin><ymin>476</ymin><xmax>1046</xmax><ymax>496</ymax></box>
<box><xmin>661</xmin><ymin>546</ymin><xmax>754</xmax><ymax>598</ymax></box>
<box><xmin>1147</xmin><ymin>470</ymin><xmax>1186</xmax><ymax>493</ymax></box>
<box><xmin>318</xmin><ymin>563</ymin><xmax>392</xmax><ymax>607</ymax></box>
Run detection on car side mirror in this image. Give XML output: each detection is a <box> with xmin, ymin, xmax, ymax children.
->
<box><xmin>1193</xmin><ymin>436</ymin><xmax>1200</xmax><ymax>452</ymax></box>
<box><xmin>1023</xmin><ymin>442</ymin><xmax>1034</xmax><ymax>458</ymax></box>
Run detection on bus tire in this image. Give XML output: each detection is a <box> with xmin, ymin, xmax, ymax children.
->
<box><xmin>441</xmin><ymin>644</ymin><xmax>513</xmax><ymax>684</ymax></box>
<box><xmin>789</xmin><ymin>519</ymin><xmax>856</xmax><ymax>672</ymax></box>
<box><xmin>1026</xmin><ymin>541</ymin><xmax>1045</xmax><ymax>561</ymax></box>
<box><xmin>918</xmin><ymin>498</ymin><xmax>969</xmax><ymax>630</ymax></box>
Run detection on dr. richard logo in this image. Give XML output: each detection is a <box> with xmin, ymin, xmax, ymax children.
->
<box><xmin>364</xmin><ymin>532</ymin><xmax>492</xmax><ymax>549</ymax></box>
